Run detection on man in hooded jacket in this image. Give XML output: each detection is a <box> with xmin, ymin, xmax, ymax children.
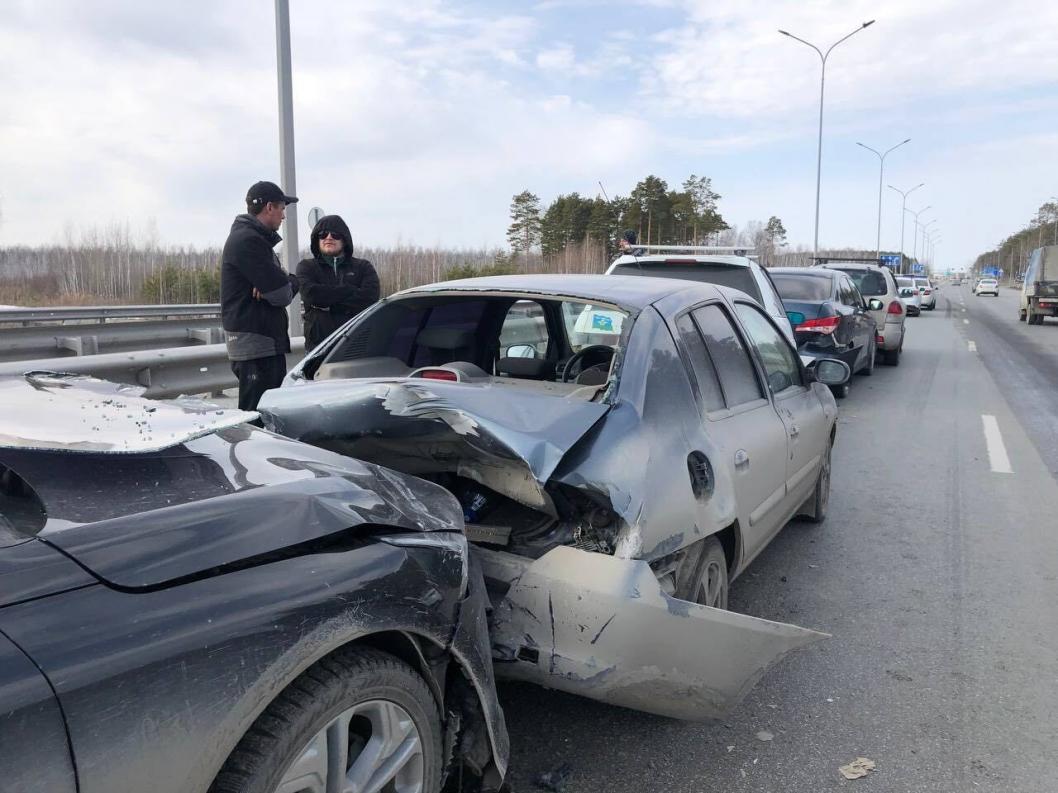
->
<box><xmin>296</xmin><ymin>215</ymin><xmax>381</xmax><ymax>351</ymax></box>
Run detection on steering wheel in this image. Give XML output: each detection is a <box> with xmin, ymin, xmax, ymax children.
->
<box><xmin>560</xmin><ymin>345</ymin><xmax>616</xmax><ymax>383</ymax></box>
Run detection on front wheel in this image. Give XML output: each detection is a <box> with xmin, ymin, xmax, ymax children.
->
<box><xmin>211</xmin><ymin>648</ymin><xmax>443</xmax><ymax>793</ymax></box>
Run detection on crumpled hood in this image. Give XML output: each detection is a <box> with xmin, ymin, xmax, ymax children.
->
<box><xmin>258</xmin><ymin>379</ymin><xmax>611</xmax><ymax>516</ymax></box>
<box><xmin>30</xmin><ymin>426</ymin><xmax>464</xmax><ymax>589</ymax></box>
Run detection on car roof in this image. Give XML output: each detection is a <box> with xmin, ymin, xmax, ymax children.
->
<box><xmin>815</xmin><ymin>262</ymin><xmax>884</xmax><ymax>271</ymax></box>
<box><xmin>396</xmin><ymin>273</ymin><xmax>731</xmax><ymax>312</ymax></box>
<box><xmin>770</xmin><ymin>267</ymin><xmax>836</xmax><ymax>279</ymax></box>
<box><xmin>610</xmin><ymin>254</ymin><xmax>756</xmax><ymax>268</ymax></box>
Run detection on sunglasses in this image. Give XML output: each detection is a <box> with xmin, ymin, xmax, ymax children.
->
<box><xmin>318</xmin><ymin>231</ymin><xmax>341</xmax><ymax>240</ymax></box>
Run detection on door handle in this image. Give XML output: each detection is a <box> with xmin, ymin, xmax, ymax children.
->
<box><xmin>734</xmin><ymin>449</ymin><xmax>750</xmax><ymax>468</ymax></box>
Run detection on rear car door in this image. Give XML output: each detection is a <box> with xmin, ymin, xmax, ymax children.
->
<box><xmin>731</xmin><ymin>301</ymin><xmax>830</xmax><ymax>519</ymax></box>
<box><xmin>678</xmin><ymin>303</ymin><xmax>789</xmax><ymax>561</ymax></box>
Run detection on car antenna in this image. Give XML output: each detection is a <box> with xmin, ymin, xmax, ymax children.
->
<box><xmin>598</xmin><ymin>180</ymin><xmax>642</xmax><ymax>271</ymax></box>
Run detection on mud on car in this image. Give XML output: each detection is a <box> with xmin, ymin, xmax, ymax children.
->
<box><xmin>0</xmin><ymin>374</ymin><xmax>507</xmax><ymax>793</ymax></box>
<box><xmin>261</xmin><ymin>274</ymin><xmax>852</xmax><ymax>721</ymax></box>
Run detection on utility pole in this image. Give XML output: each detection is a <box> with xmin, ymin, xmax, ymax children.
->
<box><xmin>275</xmin><ymin>0</ymin><xmax>302</xmax><ymax>336</ymax></box>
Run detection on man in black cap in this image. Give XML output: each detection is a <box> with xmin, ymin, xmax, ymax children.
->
<box><xmin>297</xmin><ymin>215</ymin><xmax>380</xmax><ymax>351</ymax></box>
<box><xmin>221</xmin><ymin>180</ymin><xmax>301</xmax><ymax>411</ymax></box>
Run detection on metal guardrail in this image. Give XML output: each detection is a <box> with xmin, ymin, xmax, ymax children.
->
<box><xmin>0</xmin><ymin>304</ymin><xmax>224</xmax><ymax>362</ymax></box>
<box><xmin>0</xmin><ymin>340</ymin><xmax>305</xmax><ymax>399</ymax></box>
<box><xmin>0</xmin><ymin>304</ymin><xmax>220</xmax><ymax>323</ymax></box>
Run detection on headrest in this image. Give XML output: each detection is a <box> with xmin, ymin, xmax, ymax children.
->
<box><xmin>416</xmin><ymin>328</ymin><xmax>476</xmax><ymax>350</ymax></box>
<box><xmin>496</xmin><ymin>357</ymin><xmax>551</xmax><ymax>379</ymax></box>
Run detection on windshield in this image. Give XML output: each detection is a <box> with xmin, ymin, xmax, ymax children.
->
<box><xmin>610</xmin><ymin>261</ymin><xmax>763</xmax><ymax>302</ymax></box>
<box><xmin>833</xmin><ymin>267</ymin><xmax>888</xmax><ymax>296</ymax></box>
<box><xmin>772</xmin><ymin>273</ymin><xmax>833</xmax><ymax>301</ymax></box>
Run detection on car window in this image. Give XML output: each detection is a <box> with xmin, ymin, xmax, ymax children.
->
<box><xmin>838</xmin><ymin>278</ymin><xmax>860</xmax><ymax>307</ymax></box>
<box><xmin>733</xmin><ymin>303</ymin><xmax>804</xmax><ymax>394</ymax></box>
<box><xmin>897</xmin><ymin>277</ymin><xmax>914</xmax><ymax>289</ymax></box>
<box><xmin>690</xmin><ymin>304</ymin><xmax>765</xmax><ymax>407</ymax></box>
<box><xmin>609</xmin><ymin>261</ymin><xmax>763</xmax><ymax>303</ymax></box>
<box><xmin>772</xmin><ymin>273</ymin><xmax>832</xmax><ymax>301</ymax></box>
<box><xmin>561</xmin><ymin>302</ymin><xmax>627</xmax><ymax>352</ymax></box>
<box><xmin>674</xmin><ymin>313</ymin><xmax>725</xmax><ymax>413</ymax></box>
<box><xmin>845</xmin><ymin>279</ymin><xmax>865</xmax><ymax>306</ymax></box>
<box><xmin>499</xmin><ymin>300</ymin><xmax>549</xmax><ymax>358</ymax></box>
<box><xmin>836</xmin><ymin>267</ymin><xmax>888</xmax><ymax>296</ymax></box>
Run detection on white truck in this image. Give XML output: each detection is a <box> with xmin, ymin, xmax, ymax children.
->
<box><xmin>1020</xmin><ymin>246</ymin><xmax>1058</xmax><ymax>325</ymax></box>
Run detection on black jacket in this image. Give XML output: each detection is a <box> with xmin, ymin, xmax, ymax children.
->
<box><xmin>220</xmin><ymin>214</ymin><xmax>299</xmax><ymax>357</ymax></box>
<box><xmin>296</xmin><ymin>215</ymin><xmax>380</xmax><ymax>350</ymax></box>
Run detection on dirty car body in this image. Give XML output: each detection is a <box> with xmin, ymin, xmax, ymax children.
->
<box><xmin>0</xmin><ymin>374</ymin><xmax>507</xmax><ymax>793</ymax></box>
<box><xmin>261</xmin><ymin>274</ymin><xmax>838</xmax><ymax>721</ymax></box>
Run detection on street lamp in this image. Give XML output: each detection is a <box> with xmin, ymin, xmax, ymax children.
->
<box><xmin>780</xmin><ymin>20</ymin><xmax>876</xmax><ymax>258</ymax></box>
<box><xmin>906</xmin><ymin>204</ymin><xmax>931</xmax><ymax>264</ymax></box>
<box><xmin>888</xmin><ymin>182</ymin><xmax>924</xmax><ymax>271</ymax></box>
<box><xmin>919</xmin><ymin>218</ymin><xmax>937</xmax><ymax>268</ymax></box>
<box><xmin>275</xmin><ymin>0</ymin><xmax>301</xmax><ymax>335</ymax></box>
<box><xmin>856</xmin><ymin>138</ymin><xmax>910</xmax><ymax>259</ymax></box>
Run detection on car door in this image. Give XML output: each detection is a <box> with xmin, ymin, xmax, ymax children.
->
<box><xmin>677</xmin><ymin>302</ymin><xmax>789</xmax><ymax>562</ymax></box>
<box><xmin>731</xmin><ymin>301</ymin><xmax>830</xmax><ymax>521</ymax></box>
<box><xmin>836</xmin><ymin>277</ymin><xmax>867</xmax><ymax>368</ymax></box>
<box><xmin>846</xmin><ymin>277</ymin><xmax>876</xmax><ymax>353</ymax></box>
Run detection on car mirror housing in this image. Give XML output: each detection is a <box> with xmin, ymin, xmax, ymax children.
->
<box><xmin>810</xmin><ymin>358</ymin><xmax>851</xmax><ymax>386</ymax></box>
<box><xmin>867</xmin><ymin>298</ymin><xmax>884</xmax><ymax>311</ymax></box>
<box><xmin>505</xmin><ymin>344</ymin><xmax>537</xmax><ymax>359</ymax></box>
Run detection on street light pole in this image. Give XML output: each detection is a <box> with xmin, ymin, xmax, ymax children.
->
<box><xmin>906</xmin><ymin>204</ymin><xmax>931</xmax><ymax>264</ymax></box>
<box><xmin>920</xmin><ymin>218</ymin><xmax>937</xmax><ymax>268</ymax></box>
<box><xmin>275</xmin><ymin>0</ymin><xmax>302</xmax><ymax>335</ymax></box>
<box><xmin>888</xmin><ymin>182</ymin><xmax>924</xmax><ymax>272</ymax></box>
<box><xmin>856</xmin><ymin>138</ymin><xmax>910</xmax><ymax>259</ymax></box>
<box><xmin>780</xmin><ymin>20</ymin><xmax>875</xmax><ymax>259</ymax></box>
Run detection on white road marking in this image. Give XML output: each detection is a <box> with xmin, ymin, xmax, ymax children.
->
<box><xmin>981</xmin><ymin>415</ymin><xmax>1013</xmax><ymax>474</ymax></box>
<box><xmin>968</xmin><ymin>341</ymin><xmax>977</xmax><ymax>352</ymax></box>
<box><xmin>964</xmin><ymin>319</ymin><xmax>970</xmax><ymax>324</ymax></box>
<box><xmin>962</xmin><ymin>307</ymin><xmax>967</xmax><ymax>312</ymax></box>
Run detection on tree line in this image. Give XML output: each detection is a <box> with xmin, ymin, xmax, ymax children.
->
<box><xmin>971</xmin><ymin>199</ymin><xmax>1058</xmax><ymax>277</ymax></box>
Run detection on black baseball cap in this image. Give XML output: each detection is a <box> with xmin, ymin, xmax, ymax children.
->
<box><xmin>246</xmin><ymin>180</ymin><xmax>298</xmax><ymax>207</ymax></box>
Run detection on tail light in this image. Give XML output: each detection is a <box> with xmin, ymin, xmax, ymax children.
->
<box><xmin>795</xmin><ymin>316</ymin><xmax>841</xmax><ymax>335</ymax></box>
<box><xmin>416</xmin><ymin>369</ymin><xmax>459</xmax><ymax>381</ymax></box>
<box><xmin>876</xmin><ymin>334</ymin><xmax>885</xmax><ymax>344</ymax></box>
<box><xmin>887</xmin><ymin>300</ymin><xmax>904</xmax><ymax>315</ymax></box>
<box><xmin>923</xmin><ymin>289</ymin><xmax>932</xmax><ymax>295</ymax></box>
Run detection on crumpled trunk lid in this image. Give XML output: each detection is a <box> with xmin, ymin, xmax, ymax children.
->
<box><xmin>258</xmin><ymin>379</ymin><xmax>610</xmax><ymax>517</ymax></box>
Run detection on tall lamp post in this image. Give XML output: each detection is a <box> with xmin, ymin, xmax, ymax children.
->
<box><xmin>856</xmin><ymin>138</ymin><xmax>910</xmax><ymax>259</ymax></box>
<box><xmin>888</xmin><ymin>182</ymin><xmax>924</xmax><ymax>272</ymax></box>
<box><xmin>906</xmin><ymin>205</ymin><xmax>931</xmax><ymax>265</ymax></box>
<box><xmin>275</xmin><ymin>0</ymin><xmax>302</xmax><ymax>335</ymax></box>
<box><xmin>919</xmin><ymin>218</ymin><xmax>937</xmax><ymax>269</ymax></box>
<box><xmin>779</xmin><ymin>20</ymin><xmax>876</xmax><ymax>258</ymax></box>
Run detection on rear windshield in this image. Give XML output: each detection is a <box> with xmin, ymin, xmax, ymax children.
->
<box><xmin>771</xmin><ymin>273</ymin><xmax>833</xmax><ymax>301</ymax></box>
<box><xmin>914</xmin><ymin>279</ymin><xmax>930</xmax><ymax>288</ymax></box>
<box><xmin>832</xmin><ymin>268</ymin><xmax>888</xmax><ymax>296</ymax></box>
<box><xmin>610</xmin><ymin>262</ymin><xmax>762</xmax><ymax>302</ymax></box>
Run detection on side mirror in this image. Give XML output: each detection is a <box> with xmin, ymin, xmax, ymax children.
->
<box><xmin>809</xmin><ymin>358</ymin><xmax>851</xmax><ymax>386</ymax></box>
<box><xmin>505</xmin><ymin>344</ymin><xmax>537</xmax><ymax>359</ymax></box>
<box><xmin>867</xmin><ymin>298</ymin><xmax>884</xmax><ymax>311</ymax></box>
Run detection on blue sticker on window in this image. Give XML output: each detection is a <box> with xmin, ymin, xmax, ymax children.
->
<box><xmin>591</xmin><ymin>314</ymin><xmax>614</xmax><ymax>332</ymax></box>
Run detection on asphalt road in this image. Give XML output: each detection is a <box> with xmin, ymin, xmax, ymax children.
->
<box><xmin>499</xmin><ymin>286</ymin><xmax>1058</xmax><ymax>793</ymax></box>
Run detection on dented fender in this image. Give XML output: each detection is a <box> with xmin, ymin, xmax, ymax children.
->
<box><xmin>478</xmin><ymin>545</ymin><xmax>827</xmax><ymax>721</ymax></box>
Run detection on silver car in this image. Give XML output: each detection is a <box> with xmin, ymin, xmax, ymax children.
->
<box><xmin>814</xmin><ymin>262</ymin><xmax>907</xmax><ymax>366</ymax></box>
<box><xmin>915</xmin><ymin>277</ymin><xmax>937</xmax><ymax>310</ymax></box>
<box><xmin>897</xmin><ymin>277</ymin><xmax>922</xmax><ymax>315</ymax></box>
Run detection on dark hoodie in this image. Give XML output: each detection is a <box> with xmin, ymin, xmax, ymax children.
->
<box><xmin>296</xmin><ymin>215</ymin><xmax>381</xmax><ymax>350</ymax></box>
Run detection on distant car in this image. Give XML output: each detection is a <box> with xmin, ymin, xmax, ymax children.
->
<box><xmin>914</xmin><ymin>277</ymin><xmax>937</xmax><ymax>310</ymax></box>
<box><xmin>262</xmin><ymin>274</ymin><xmax>844</xmax><ymax>722</ymax></box>
<box><xmin>0</xmin><ymin>374</ymin><xmax>509</xmax><ymax>793</ymax></box>
<box><xmin>770</xmin><ymin>267</ymin><xmax>880</xmax><ymax>398</ymax></box>
<box><xmin>605</xmin><ymin>246</ymin><xmax>795</xmax><ymax>344</ymax></box>
<box><xmin>897</xmin><ymin>278</ymin><xmax>922</xmax><ymax>316</ymax></box>
<box><xmin>814</xmin><ymin>262</ymin><xmax>906</xmax><ymax>366</ymax></box>
<box><xmin>975</xmin><ymin>278</ymin><xmax>1000</xmax><ymax>297</ymax></box>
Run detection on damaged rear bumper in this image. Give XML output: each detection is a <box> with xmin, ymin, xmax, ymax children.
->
<box><xmin>477</xmin><ymin>545</ymin><xmax>827</xmax><ymax>721</ymax></box>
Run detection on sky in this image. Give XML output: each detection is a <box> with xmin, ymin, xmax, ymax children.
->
<box><xmin>1</xmin><ymin>0</ymin><xmax>1056</xmax><ymax>269</ymax></box>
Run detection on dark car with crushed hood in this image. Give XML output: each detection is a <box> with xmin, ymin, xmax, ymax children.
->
<box><xmin>259</xmin><ymin>274</ymin><xmax>853</xmax><ymax>721</ymax></box>
<box><xmin>0</xmin><ymin>373</ymin><xmax>507</xmax><ymax>793</ymax></box>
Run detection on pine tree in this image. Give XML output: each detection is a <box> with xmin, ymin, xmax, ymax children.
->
<box><xmin>507</xmin><ymin>191</ymin><xmax>542</xmax><ymax>264</ymax></box>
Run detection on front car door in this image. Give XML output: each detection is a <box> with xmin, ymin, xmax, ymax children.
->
<box><xmin>730</xmin><ymin>300</ymin><xmax>833</xmax><ymax>524</ymax></box>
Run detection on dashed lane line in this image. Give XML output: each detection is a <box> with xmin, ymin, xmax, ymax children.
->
<box><xmin>981</xmin><ymin>414</ymin><xmax>1013</xmax><ymax>474</ymax></box>
<box><xmin>968</xmin><ymin>341</ymin><xmax>977</xmax><ymax>352</ymax></box>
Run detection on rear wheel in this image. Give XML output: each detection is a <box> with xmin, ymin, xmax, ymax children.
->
<box><xmin>1019</xmin><ymin>310</ymin><xmax>1026</xmax><ymax>322</ymax></box>
<box><xmin>210</xmin><ymin>648</ymin><xmax>443</xmax><ymax>793</ymax></box>
<box><xmin>677</xmin><ymin>536</ymin><xmax>728</xmax><ymax>610</ymax></box>
<box><xmin>883</xmin><ymin>344</ymin><xmax>901</xmax><ymax>366</ymax></box>
<box><xmin>800</xmin><ymin>439</ymin><xmax>832</xmax><ymax>524</ymax></box>
<box><xmin>858</xmin><ymin>340</ymin><xmax>876</xmax><ymax>376</ymax></box>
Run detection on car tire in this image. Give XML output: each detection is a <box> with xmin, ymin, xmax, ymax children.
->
<box><xmin>1019</xmin><ymin>310</ymin><xmax>1026</xmax><ymax>322</ymax></box>
<box><xmin>677</xmin><ymin>536</ymin><xmax>728</xmax><ymax>610</ymax></box>
<box><xmin>859</xmin><ymin>340</ymin><xmax>876</xmax><ymax>376</ymax></box>
<box><xmin>799</xmin><ymin>438</ymin><xmax>832</xmax><ymax>524</ymax></box>
<box><xmin>830</xmin><ymin>382</ymin><xmax>849</xmax><ymax>399</ymax></box>
<box><xmin>883</xmin><ymin>344</ymin><xmax>901</xmax><ymax>366</ymax></box>
<box><xmin>210</xmin><ymin>648</ymin><xmax>444</xmax><ymax>793</ymax></box>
